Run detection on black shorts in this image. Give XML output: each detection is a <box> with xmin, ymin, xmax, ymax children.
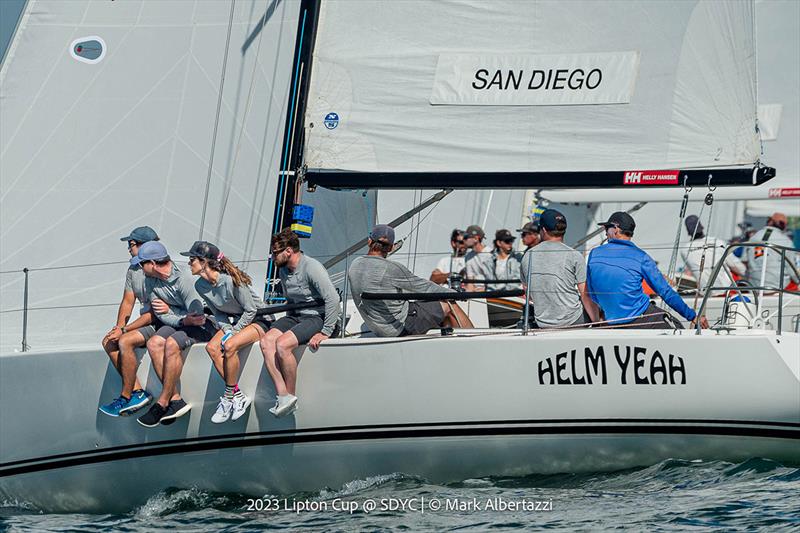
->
<box><xmin>229</xmin><ymin>315</ymin><xmax>272</xmax><ymax>333</ymax></box>
<box><xmin>401</xmin><ymin>301</ymin><xmax>445</xmax><ymax>336</ymax></box>
<box><xmin>271</xmin><ymin>314</ymin><xmax>324</xmax><ymax>344</ymax></box>
<box><xmin>624</xmin><ymin>304</ymin><xmax>684</xmax><ymax>330</ymax></box>
<box><xmin>155</xmin><ymin>320</ymin><xmax>219</xmax><ymax>350</ymax></box>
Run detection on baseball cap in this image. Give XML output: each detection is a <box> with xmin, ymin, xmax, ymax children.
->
<box><xmin>180</xmin><ymin>240</ymin><xmax>221</xmax><ymax>260</ymax></box>
<box><xmin>369</xmin><ymin>224</ymin><xmax>395</xmax><ymax>245</ymax></box>
<box><xmin>465</xmin><ymin>225</ymin><xmax>485</xmax><ymax>238</ymax></box>
<box><xmin>495</xmin><ymin>229</ymin><xmax>515</xmax><ymax>242</ymax></box>
<box><xmin>130</xmin><ymin>241</ymin><xmax>170</xmax><ymax>265</ymax></box>
<box><xmin>516</xmin><ymin>221</ymin><xmax>540</xmax><ymax>234</ymax></box>
<box><xmin>684</xmin><ymin>215</ymin><xmax>703</xmax><ymax>236</ymax></box>
<box><xmin>120</xmin><ymin>226</ymin><xmax>158</xmax><ymax>243</ymax></box>
<box><xmin>598</xmin><ymin>211</ymin><xmax>636</xmax><ymax>233</ymax></box>
<box><xmin>539</xmin><ymin>209</ymin><xmax>567</xmax><ymax>232</ymax></box>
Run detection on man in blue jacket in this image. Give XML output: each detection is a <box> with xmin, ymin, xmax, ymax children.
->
<box><xmin>587</xmin><ymin>212</ymin><xmax>709</xmax><ymax>329</ymax></box>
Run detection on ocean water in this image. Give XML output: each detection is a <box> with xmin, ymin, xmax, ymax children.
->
<box><xmin>2</xmin><ymin>458</ymin><xmax>799</xmax><ymax>531</ymax></box>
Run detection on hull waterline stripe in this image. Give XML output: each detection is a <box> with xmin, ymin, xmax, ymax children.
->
<box><xmin>2</xmin><ymin>419</ymin><xmax>799</xmax><ymax>477</ymax></box>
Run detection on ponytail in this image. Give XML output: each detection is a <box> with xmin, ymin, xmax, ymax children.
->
<box><xmin>204</xmin><ymin>253</ymin><xmax>252</xmax><ymax>287</ymax></box>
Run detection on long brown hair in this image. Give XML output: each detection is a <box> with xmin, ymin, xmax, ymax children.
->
<box><xmin>195</xmin><ymin>241</ymin><xmax>252</xmax><ymax>287</ymax></box>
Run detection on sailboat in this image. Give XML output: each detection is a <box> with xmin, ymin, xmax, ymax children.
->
<box><xmin>1</xmin><ymin>0</ymin><xmax>798</xmax><ymax>514</ymax></box>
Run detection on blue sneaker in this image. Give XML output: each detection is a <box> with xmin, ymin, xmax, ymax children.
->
<box><xmin>99</xmin><ymin>396</ymin><xmax>130</xmax><ymax>417</ymax></box>
<box><xmin>120</xmin><ymin>389</ymin><xmax>152</xmax><ymax>415</ymax></box>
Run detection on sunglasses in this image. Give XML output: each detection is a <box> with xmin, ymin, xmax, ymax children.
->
<box><xmin>128</xmin><ymin>241</ymin><xmax>141</xmax><ymax>249</ymax></box>
<box><xmin>272</xmin><ymin>248</ymin><xmax>287</xmax><ymax>256</ymax></box>
<box><xmin>188</xmin><ymin>256</ymin><xmax>201</xmax><ymax>264</ymax></box>
<box><xmin>500</xmin><ymin>238</ymin><xmax>515</xmax><ymax>244</ymax></box>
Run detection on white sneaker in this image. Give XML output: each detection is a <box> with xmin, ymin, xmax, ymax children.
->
<box><xmin>211</xmin><ymin>396</ymin><xmax>233</xmax><ymax>423</ymax></box>
<box><xmin>268</xmin><ymin>394</ymin><xmax>298</xmax><ymax>418</ymax></box>
<box><xmin>231</xmin><ymin>393</ymin><xmax>252</xmax><ymax>421</ymax></box>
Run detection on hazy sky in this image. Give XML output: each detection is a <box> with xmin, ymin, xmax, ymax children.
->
<box><xmin>1</xmin><ymin>0</ymin><xmax>27</xmax><ymax>65</ymax></box>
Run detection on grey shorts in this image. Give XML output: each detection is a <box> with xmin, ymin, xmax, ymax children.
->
<box><xmin>401</xmin><ymin>301</ymin><xmax>445</xmax><ymax>336</ymax></box>
<box><xmin>155</xmin><ymin>321</ymin><xmax>219</xmax><ymax>350</ymax></box>
<box><xmin>271</xmin><ymin>314</ymin><xmax>324</xmax><ymax>344</ymax></box>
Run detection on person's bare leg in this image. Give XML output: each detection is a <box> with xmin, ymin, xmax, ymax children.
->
<box><xmin>223</xmin><ymin>325</ymin><xmax>261</xmax><ymax>387</ymax></box>
<box><xmin>205</xmin><ymin>330</ymin><xmax>225</xmax><ymax>379</ymax></box>
<box><xmin>119</xmin><ymin>331</ymin><xmax>146</xmax><ymax>397</ymax></box>
<box><xmin>446</xmin><ymin>301</ymin><xmax>474</xmax><ymax>328</ymax></box>
<box><xmin>146</xmin><ymin>335</ymin><xmax>167</xmax><ymax>383</ymax></box>
<box><xmin>276</xmin><ymin>331</ymin><xmax>300</xmax><ymax>395</ymax></box>
<box><xmin>260</xmin><ymin>329</ymin><xmax>288</xmax><ymax>396</ymax></box>
<box><xmin>158</xmin><ymin>337</ymin><xmax>185</xmax><ymax>406</ymax></box>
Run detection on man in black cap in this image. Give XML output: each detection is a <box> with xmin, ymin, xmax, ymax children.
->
<box><xmin>586</xmin><ymin>212</ymin><xmax>708</xmax><ymax>329</ymax></box>
<box><xmin>348</xmin><ymin>224</ymin><xmax>473</xmax><ymax>336</ymax></box>
<box><xmin>517</xmin><ymin>221</ymin><xmax>541</xmax><ymax>251</ymax></box>
<box><xmin>99</xmin><ymin>225</ymin><xmax>160</xmax><ymax>418</ymax></box>
<box><xmin>488</xmin><ymin>229</ymin><xmax>522</xmax><ymax>291</ymax></box>
<box><xmin>681</xmin><ymin>214</ymin><xmax>746</xmax><ymax>294</ymax></box>
<box><xmin>464</xmin><ymin>224</ymin><xmax>491</xmax><ymax>291</ymax></box>
<box><xmin>430</xmin><ymin>228</ymin><xmax>467</xmax><ymax>287</ymax></box>
<box><xmin>520</xmin><ymin>210</ymin><xmax>598</xmax><ymax>328</ymax></box>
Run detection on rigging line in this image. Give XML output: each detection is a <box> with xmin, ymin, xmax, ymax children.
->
<box><xmin>216</xmin><ymin>0</ymin><xmax>272</xmax><ymax>239</ymax></box>
<box><xmin>266</xmin><ymin>8</ymin><xmax>308</xmax><ymax>299</ymax></box>
<box><xmin>199</xmin><ymin>0</ymin><xmax>237</xmax><ymax>240</ymax></box>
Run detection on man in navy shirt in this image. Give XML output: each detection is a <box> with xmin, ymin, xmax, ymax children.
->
<box><xmin>587</xmin><ymin>212</ymin><xmax>709</xmax><ymax>329</ymax></box>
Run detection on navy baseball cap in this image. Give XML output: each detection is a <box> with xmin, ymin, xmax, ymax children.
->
<box><xmin>130</xmin><ymin>241</ymin><xmax>170</xmax><ymax>265</ymax></box>
<box><xmin>120</xmin><ymin>226</ymin><xmax>158</xmax><ymax>243</ymax></box>
<box><xmin>180</xmin><ymin>240</ymin><xmax>220</xmax><ymax>260</ymax></box>
<box><xmin>369</xmin><ymin>224</ymin><xmax>395</xmax><ymax>245</ymax></box>
<box><xmin>539</xmin><ymin>209</ymin><xmax>567</xmax><ymax>232</ymax></box>
<box><xmin>598</xmin><ymin>211</ymin><xmax>636</xmax><ymax>233</ymax></box>
<box><xmin>684</xmin><ymin>215</ymin><xmax>703</xmax><ymax>236</ymax></box>
<box><xmin>517</xmin><ymin>221</ymin><xmax>540</xmax><ymax>234</ymax></box>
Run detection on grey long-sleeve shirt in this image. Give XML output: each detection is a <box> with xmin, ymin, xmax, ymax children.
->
<box><xmin>144</xmin><ymin>263</ymin><xmax>205</xmax><ymax>327</ymax></box>
<box><xmin>348</xmin><ymin>255</ymin><xmax>453</xmax><ymax>337</ymax></box>
<box><xmin>195</xmin><ymin>273</ymin><xmax>271</xmax><ymax>333</ymax></box>
<box><xmin>278</xmin><ymin>253</ymin><xmax>340</xmax><ymax>336</ymax></box>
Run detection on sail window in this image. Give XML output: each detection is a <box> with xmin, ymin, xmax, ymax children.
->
<box><xmin>70</xmin><ymin>36</ymin><xmax>106</xmax><ymax>64</ymax></box>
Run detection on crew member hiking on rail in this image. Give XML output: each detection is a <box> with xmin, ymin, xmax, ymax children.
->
<box><xmin>133</xmin><ymin>241</ymin><xmax>219</xmax><ymax>427</ymax></box>
<box><xmin>184</xmin><ymin>240</ymin><xmax>272</xmax><ymax>424</ymax></box>
<box><xmin>259</xmin><ymin>229</ymin><xmax>340</xmax><ymax>418</ymax></box>
<box><xmin>99</xmin><ymin>225</ymin><xmax>160</xmax><ymax>417</ymax></box>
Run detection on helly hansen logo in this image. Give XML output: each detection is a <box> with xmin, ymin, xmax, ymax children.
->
<box><xmin>623</xmin><ymin>170</ymin><xmax>680</xmax><ymax>186</ymax></box>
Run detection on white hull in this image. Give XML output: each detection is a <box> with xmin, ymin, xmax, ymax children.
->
<box><xmin>1</xmin><ymin>329</ymin><xmax>798</xmax><ymax>512</ymax></box>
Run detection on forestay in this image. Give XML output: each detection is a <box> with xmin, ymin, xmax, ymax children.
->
<box><xmin>303</xmin><ymin>0</ymin><xmax>760</xmax><ymax>185</ymax></box>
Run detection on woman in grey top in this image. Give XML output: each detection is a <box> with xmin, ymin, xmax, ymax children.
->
<box><xmin>183</xmin><ymin>240</ymin><xmax>270</xmax><ymax>424</ymax></box>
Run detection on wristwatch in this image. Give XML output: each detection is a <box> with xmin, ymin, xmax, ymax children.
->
<box><xmin>121</xmin><ymin>326</ymin><xmax>128</xmax><ymax>333</ymax></box>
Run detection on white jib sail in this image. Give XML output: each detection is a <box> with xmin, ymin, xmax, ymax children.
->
<box><xmin>303</xmin><ymin>0</ymin><xmax>759</xmax><ymax>175</ymax></box>
<box><xmin>0</xmin><ymin>0</ymin><xmax>302</xmax><ymax>352</ymax></box>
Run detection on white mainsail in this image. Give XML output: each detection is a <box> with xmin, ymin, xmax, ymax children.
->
<box><xmin>0</xmin><ymin>0</ymin><xmax>302</xmax><ymax>352</ymax></box>
<box><xmin>303</xmin><ymin>0</ymin><xmax>759</xmax><ymax>178</ymax></box>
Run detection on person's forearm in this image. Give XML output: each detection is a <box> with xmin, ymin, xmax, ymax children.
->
<box><xmin>115</xmin><ymin>292</ymin><xmax>135</xmax><ymax>327</ymax></box>
<box><xmin>430</xmin><ymin>270</ymin><xmax>448</xmax><ymax>284</ymax></box>
<box><xmin>124</xmin><ymin>311</ymin><xmax>153</xmax><ymax>331</ymax></box>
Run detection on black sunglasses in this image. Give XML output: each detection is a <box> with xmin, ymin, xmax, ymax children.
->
<box><xmin>500</xmin><ymin>238</ymin><xmax>515</xmax><ymax>244</ymax></box>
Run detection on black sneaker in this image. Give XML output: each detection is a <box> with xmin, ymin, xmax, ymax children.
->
<box><xmin>138</xmin><ymin>403</ymin><xmax>167</xmax><ymax>428</ymax></box>
<box><xmin>160</xmin><ymin>399</ymin><xmax>191</xmax><ymax>425</ymax></box>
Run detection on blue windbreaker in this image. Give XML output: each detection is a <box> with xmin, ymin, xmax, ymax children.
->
<box><xmin>586</xmin><ymin>239</ymin><xmax>696</xmax><ymax>323</ymax></box>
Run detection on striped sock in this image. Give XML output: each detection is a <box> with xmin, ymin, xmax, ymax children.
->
<box><xmin>233</xmin><ymin>385</ymin><xmax>244</xmax><ymax>399</ymax></box>
<box><xmin>224</xmin><ymin>384</ymin><xmax>235</xmax><ymax>399</ymax></box>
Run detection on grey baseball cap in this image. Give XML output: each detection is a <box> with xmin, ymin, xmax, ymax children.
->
<box><xmin>369</xmin><ymin>224</ymin><xmax>395</xmax><ymax>245</ymax></box>
<box><xmin>120</xmin><ymin>225</ymin><xmax>158</xmax><ymax>243</ymax></box>
<box><xmin>130</xmin><ymin>241</ymin><xmax>170</xmax><ymax>265</ymax></box>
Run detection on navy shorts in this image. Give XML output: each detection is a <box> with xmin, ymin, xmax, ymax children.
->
<box><xmin>155</xmin><ymin>320</ymin><xmax>219</xmax><ymax>350</ymax></box>
<box><xmin>271</xmin><ymin>314</ymin><xmax>324</xmax><ymax>344</ymax></box>
<box><xmin>401</xmin><ymin>301</ymin><xmax>445</xmax><ymax>336</ymax></box>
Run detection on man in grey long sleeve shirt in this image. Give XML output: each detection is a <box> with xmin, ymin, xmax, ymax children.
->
<box><xmin>259</xmin><ymin>229</ymin><xmax>341</xmax><ymax>418</ymax></box>
<box><xmin>348</xmin><ymin>225</ymin><xmax>474</xmax><ymax>337</ymax></box>
<box><xmin>130</xmin><ymin>242</ymin><xmax>219</xmax><ymax>428</ymax></box>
